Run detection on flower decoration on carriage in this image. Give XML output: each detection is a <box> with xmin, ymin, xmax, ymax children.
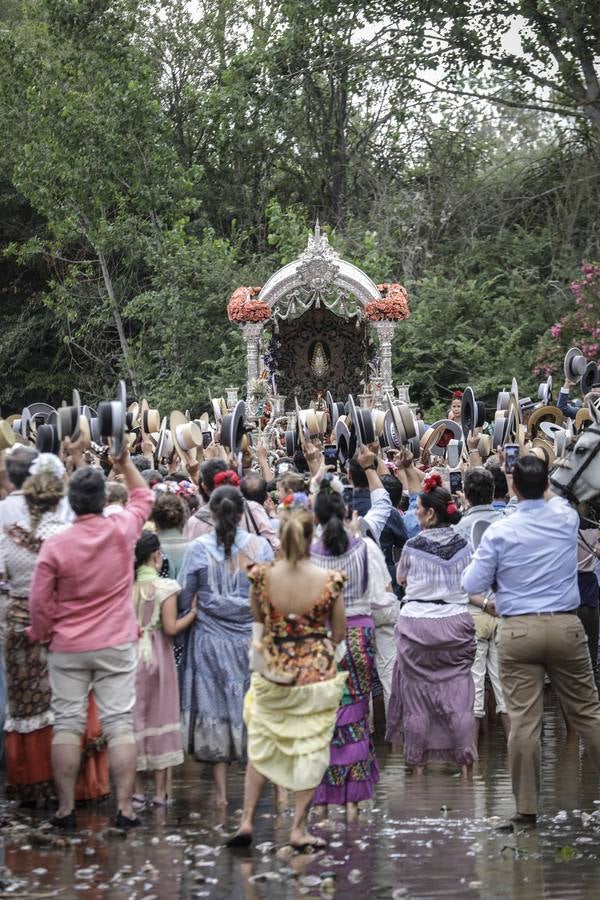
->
<box><xmin>422</xmin><ymin>472</ymin><xmax>443</xmax><ymax>493</ymax></box>
<box><xmin>365</xmin><ymin>283</ymin><xmax>410</xmax><ymax>322</ymax></box>
<box><xmin>227</xmin><ymin>286</ymin><xmax>271</xmax><ymax>323</ymax></box>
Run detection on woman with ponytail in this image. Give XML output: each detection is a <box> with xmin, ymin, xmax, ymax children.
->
<box><xmin>178</xmin><ymin>485</ymin><xmax>273</xmax><ymax>807</ymax></box>
<box><xmin>386</xmin><ymin>473</ymin><xmax>478</xmax><ymax>774</ymax></box>
<box><xmin>310</xmin><ymin>446</ymin><xmax>391</xmax><ymax>820</ymax></box>
<box><xmin>0</xmin><ymin>455</ymin><xmax>108</xmax><ymax>805</ymax></box>
<box><xmin>226</xmin><ymin>494</ymin><xmax>347</xmax><ymax>850</ymax></box>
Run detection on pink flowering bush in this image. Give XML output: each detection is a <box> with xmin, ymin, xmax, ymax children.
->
<box><xmin>533</xmin><ymin>262</ymin><xmax>600</xmax><ymax>377</ymax></box>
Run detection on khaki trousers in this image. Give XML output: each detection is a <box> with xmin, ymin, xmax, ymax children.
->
<box><xmin>497</xmin><ymin>613</ymin><xmax>600</xmax><ymax>815</ymax></box>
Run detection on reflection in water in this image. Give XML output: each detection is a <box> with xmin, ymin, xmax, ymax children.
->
<box><xmin>2</xmin><ymin>694</ymin><xmax>600</xmax><ymax>899</ymax></box>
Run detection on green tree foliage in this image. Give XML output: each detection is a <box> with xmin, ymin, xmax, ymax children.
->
<box><xmin>0</xmin><ymin>0</ymin><xmax>599</xmax><ymax>419</ymax></box>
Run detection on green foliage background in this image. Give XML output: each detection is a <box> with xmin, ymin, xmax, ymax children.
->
<box><xmin>0</xmin><ymin>0</ymin><xmax>599</xmax><ymax>418</ymax></box>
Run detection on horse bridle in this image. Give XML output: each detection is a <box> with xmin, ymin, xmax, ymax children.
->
<box><xmin>550</xmin><ymin>424</ymin><xmax>600</xmax><ymax>505</ymax></box>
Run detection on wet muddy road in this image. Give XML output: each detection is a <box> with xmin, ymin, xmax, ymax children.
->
<box><xmin>2</xmin><ymin>694</ymin><xmax>600</xmax><ymax>899</ymax></box>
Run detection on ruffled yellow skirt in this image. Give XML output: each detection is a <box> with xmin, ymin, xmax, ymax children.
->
<box><xmin>244</xmin><ymin>671</ymin><xmax>348</xmax><ymax>791</ymax></box>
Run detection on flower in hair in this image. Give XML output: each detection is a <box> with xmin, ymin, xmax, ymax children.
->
<box><xmin>28</xmin><ymin>453</ymin><xmax>66</xmax><ymax>480</ymax></box>
<box><xmin>452</xmin><ymin>390</ymin><xmax>463</xmax><ymax>400</ymax></box>
<box><xmin>214</xmin><ymin>470</ymin><xmax>241</xmax><ymax>488</ymax></box>
<box><xmin>447</xmin><ymin>502</ymin><xmax>458</xmax><ymax>515</ymax></box>
<box><xmin>279</xmin><ymin>491</ymin><xmax>309</xmax><ymax>511</ymax></box>
<box><xmin>175</xmin><ymin>480</ymin><xmax>199</xmax><ymax>498</ymax></box>
<box><xmin>319</xmin><ymin>472</ymin><xmax>344</xmax><ymax>495</ymax></box>
<box><xmin>422</xmin><ymin>472</ymin><xmax>442</xmax><ymax>493</ymax></box>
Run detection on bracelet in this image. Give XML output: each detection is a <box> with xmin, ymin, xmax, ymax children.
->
<box><xmin>482</xmin><ymin>597</ymin><xmax>489</xmax><ymax>611</ymax></box>
<box><xmin>362</xmin><ymin>463</ymin><xmax>377</xmax><ymax>471</ymax></box>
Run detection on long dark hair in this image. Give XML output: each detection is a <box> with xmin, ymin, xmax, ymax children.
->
<box><xmin>134</xmin><ymin>531</ymin><xmax>160</xmax><ymax>571</ymax></box>
<box><xmin>419</xmin><ymin>485</ymin><xmax>461</xmax><ymax>526</ymax></box>
<box><xmin>313</xmin><ymin>486</ymin><xmax>349</xmax><ymax>556</ymax></box>
<box><xmin>209</xmin><ymin>485</ymin><xmax>244</xmax><ymax>558</ymax></box>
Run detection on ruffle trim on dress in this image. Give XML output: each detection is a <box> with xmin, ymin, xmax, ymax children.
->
<box><xmin>4</xmin><ymin>711</ymin><xmax>54</xmax><ymax>734</ymax></box>
<box><xmin>136</xmin><ymin>750</ymin><xmax>185</xmax><ymax>771</ymax></box>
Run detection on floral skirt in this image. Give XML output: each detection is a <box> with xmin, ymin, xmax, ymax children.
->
<box><xmin>313</xmin><ymin>616</ymin><xmax>380</xmax><ymax>806</ymax></box>
<box><xmin>5</xmin><ymin>598</ymin><xmax>109</xmax><ymax>803</ymax></box>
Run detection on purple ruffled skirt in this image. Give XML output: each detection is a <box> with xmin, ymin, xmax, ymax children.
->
<box><xmin>386</xmin><ymin>611</ymin><xmax>478</xmax><ymax>766</ymax></box>
<box><xmin>313</xmin><ymin>615</ymin><xmax>380</xmax><ymax>805</ymax></box>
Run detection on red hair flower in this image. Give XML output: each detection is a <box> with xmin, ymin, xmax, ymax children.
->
<box><xmin>447</xmin><ymin>502</ymin><xmax>458</xmax><ymax>515</ymax></box>
<box><xmin>422</xmin><ymin>473</ymin><xmax>442</xmax><ymax>493</ymax></box>
<box><xmin>214</xmin><ymin>470</ymin><xmax>241</xmax><ymax>488</ymax></box>
<box><xmin>452</xmin><ymin>390</ymin><xmax>463</xmax><ymax>400</ymax></box>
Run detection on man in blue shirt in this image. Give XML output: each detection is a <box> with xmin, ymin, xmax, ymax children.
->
<box><xmin>462</xmin><ymin>456</ymin><xmax>600</xmax><ymax>827</ymax></box>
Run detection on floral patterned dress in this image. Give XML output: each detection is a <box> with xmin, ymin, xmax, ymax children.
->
<box><xmin>243</xmin><ymin>564</ymin><xmax>349</xmax><ymax>792</ymax></box>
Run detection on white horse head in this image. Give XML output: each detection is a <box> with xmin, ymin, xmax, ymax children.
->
<box><xmin>550</xmin><ymin>402</ymin><xmax>600</xmax><ymax>502</ymax></box>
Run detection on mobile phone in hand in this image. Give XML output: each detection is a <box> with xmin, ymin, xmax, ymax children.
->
<box><xmin>449</xmin><ymin>470</ymin><xmax>463</xmax><ymax>495</ymax></box>
<box><xmin>504</xmin><ymin>443</ymin><xmax>520</xmax><ymax>475</ymax></box>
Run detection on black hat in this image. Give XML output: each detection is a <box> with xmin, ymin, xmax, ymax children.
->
<box><xmin>347</xmin><ymin>395</ymin><xmax>375</xmax><ymax>447</ymax></box>
<box><xmin>97</xmin><ymin>380</ymin><xmax>126</xmax><ymax>456</ymax></box>
<box><xmin>461</xmin><ymin>386</ymin><xmax>485</xmax><ymax>440</ymax></box>
<box><xmin>581</xmin><ymin>361</ymin><xmax>600</xmax><ymax>396</ymax></box>
<box><xmin>220</xmin><ymin>400</ymin><xmax>246</xmax><ymax>454</ymax></box>
<box><xmin>36</xmin><ymin>423</ymin><xmax>60</xmax><ymax>455</ymax></box>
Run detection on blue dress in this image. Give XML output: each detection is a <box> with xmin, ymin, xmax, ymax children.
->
<box><xmin>178</xmin><ymin>528</ymin><xmax>273</xmax><ymax>762</ymax></box>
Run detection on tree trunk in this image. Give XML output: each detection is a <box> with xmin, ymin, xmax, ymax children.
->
<box><xmin>97</xmin><ymin>250</ymin><xmax>138</xmax><ymax>394</ymax></box>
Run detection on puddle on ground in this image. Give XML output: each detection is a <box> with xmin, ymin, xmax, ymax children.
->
<box><xmin>1</xmin><ymin>693</ymin><xmax>600</xmax><ymax>899</ymax></box>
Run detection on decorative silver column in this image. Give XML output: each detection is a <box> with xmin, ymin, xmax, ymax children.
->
<box><xmin>240</xmin><ymin>323</ymin><xmax>264</xmax><ymax>397</ymax></box>
<box><xmin>371</xmin><ymin>320</ymin><xmax>397</xmax><ymax>394</ymax></box>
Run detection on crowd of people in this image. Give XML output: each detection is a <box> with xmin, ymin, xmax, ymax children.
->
<box><xmin>0</xmin><ymin>376</ymin><xmax>599</xmax><ymax>849</ymax></box>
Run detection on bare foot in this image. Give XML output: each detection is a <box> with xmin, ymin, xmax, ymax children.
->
<box><xmin>461</xmin><ymin>764</ymin><xmax>473</xmax><ymax>779</ymax></box>
<box><xmin>275</xmin><ymin>786</ymin><xmax>288</xmax><ymax>810</ymax></box>
<box><xmin>215</xmin><ymin>792</ymin><xmax>228</xmax><ymax>808</ymax></box>
<box><xmin>346</xmin><ymin>802</ymin><xmax>359</xmax><ymax>822</ymax></box>
<box><xmin>289</xmin><ymin>829</ymin><xmax>327</xmax><ymax>851</ymax></box>
<box><xmin>312</xmin><ymin>804</ymin><xmax>328</xmax><ymax>818</ymax></box>
<box><xmin>415</xmin><ymin>765</ymin><xmax>426</xmax><ymax>776</ymax></box>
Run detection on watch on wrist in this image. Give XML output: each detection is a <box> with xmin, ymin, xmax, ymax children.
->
<box><xmin>482</xmin><ymin>597</ymin><xmax>489</xmax><ymax>611</ymax></box>
<box><xmin>362</xmin><ymin>462</ymin><xmax>377</xmax><ymax>471</ymax></box>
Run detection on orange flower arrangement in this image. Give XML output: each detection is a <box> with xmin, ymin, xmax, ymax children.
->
<box><xmin>227</xmin><ymin>286</ymin><xmax>270</xmax><ymax>323</ymax></box>
<box><xmin>366</xmin><ymin>283</ymin><xmax>410</xmax><ymax>321</ymax></box>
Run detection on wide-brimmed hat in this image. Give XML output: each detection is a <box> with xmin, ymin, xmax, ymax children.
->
<box><xmin>539</xmin><ymin>420</ymin><xmax>568</xmax><ymax>445</ymax></box>
<box><xmin>211</xmin><ymin>398</ymin><xmax>227</xmax><ymax>425</ymax></box>
<box><xmin>126</xmin><ymin>402</ymin><xmax>140</xmax><ymax>431</ymax></box>
<box><xmin>335</xmin><ymin>418</ymin><xmax>352</xmax><ymax>468</ymax></box>
<box><xmin>564</xmin><ymin>347</ymin><xmax>588</xmax><ymax>383</ymax></box>
<box><xmin>0</xmin><ymin>419</ymin><xmax>16</xmax><ymax>450</ymax></box>
<box><xmin>141</xmin><ymin>399</ymin><xmax>161</xmax><ymax>438</ymax></box>
<box><xmin>11</xmin><ymin>407</ymin><xmax>34</xmax><ymax>442</ymax></box>
<box><xmin>421</xmin><ymin>419</ymin><xmax>462</xmax><ymax>457</ymax></box>
<box><xmin>285</xmin><ymin>430</ymin><xmax>297</xmax><ymax>458</ymax></box>
<box><xmin>478</xmin><ymin>433</ymin><xmax>492</xmax><ymax>459</ymax></box>
<box><xmin>496</xmin><ymin>391</ymin><xmax>510</xmax><ymax>412</ymax></box>
<box><xmin>155</xmin><ymin>417</ymin><xmax>174</xmax><ymax>462</ymax></box>
<box><xmin>27</xmin><ymin>402</ymin><xmax>56</xmax><ymax>425</ymax></box>
<box><xmin>575</xmin><ymin>407</ymin><xmax>593</xmax><ymax>432</ymax></box>
<box><xmin>527</xmin><ymin>405</ymin><xmax>564</xmax><ymax>438</ymax></box>
<box><xmin>503</xmin><ymin>393</ymin><xmax>521</xmax><ymax>446</ymax></box>
<box><xmin>78</xmin><ymin>415</ymin><xmax>91</xmax><ymax>450</ymax></box>
<box><xmin>220</xmin><ymin>400</ymin><xmax>247</xmax><ymax>454</ymax></box>
<box><xmin>347</xmin><ymin>394</ymin><xmax>375</xmax><ymax>448</ymax></box>
<box><xmin>446</xmin><ymin>439</ymin><xmax>463</xmax><ymax>468</ymax></box>
<box><xmin>581</xmin><ymin>361</ymin><xmax>600</xmax><ymax>395</ymax></box>
<box><xmin>461</xmin><ymin>386</ymin><xmax>485</xmax><ymax>440</ymax></box>
<box><xmin>295</xmin><ymin>402</ymin><xmax>323</xmax><ymax>440</ymax></box>
<box><xmin>170</xmin><ymin>410</ymin><xmax>203</xmax><ymax>462</ymax></box>
<box><xmin>36</xmin><ymin>423</ymin><xmax>60</xmax><ymax>455</ymax></box>
<box><xmin>384</xmin><ymin>394</ymin><xmax>416</xmax><ymax>448</ymax></box>
<box><xmin>326</xmin><ymin>391</ymin><xmax>345</xmax><ymax>430</ymax></box>
<box><xmin>492</xmin><ymin>412</ymin><xmax>508</xmax><ymax>450</ymax></box>
<box><xmin>471</xmin><ymin>519</ymin><xmax>492</xmax><ymax>550</ymax></box>
<box><xmin>531</xmin><ymin>438</ymin><xmax>556</xmax><ymax>466</ymax></box>
<box><xmin>57</xmin><ymin>389</ymin><xmax>81</xmax><ymax>442</ymax></box>
<box><xmin>97</xmin><ymin>380</ymin><xmax>127</xmax><ymax>456</ymax></box>
<box><xmin>537</xmin><ymin>376</ymin><xmax>553</xmax><ymax>405</ymax></box>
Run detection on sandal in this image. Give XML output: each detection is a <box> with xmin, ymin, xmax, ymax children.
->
<box><xmin>132</xmin><ymin>794</ymin><xmax>146</xmax><ymax>810</ymax></box>
<box><xmin>151</xmin><ymin>795</ymin><xmax>171</xmax><ymax>807</ymax></box>
<box><xmin>225</xmin><ymin>831</ymin><xmax>253</xmax><ymax>848</ymax></box>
